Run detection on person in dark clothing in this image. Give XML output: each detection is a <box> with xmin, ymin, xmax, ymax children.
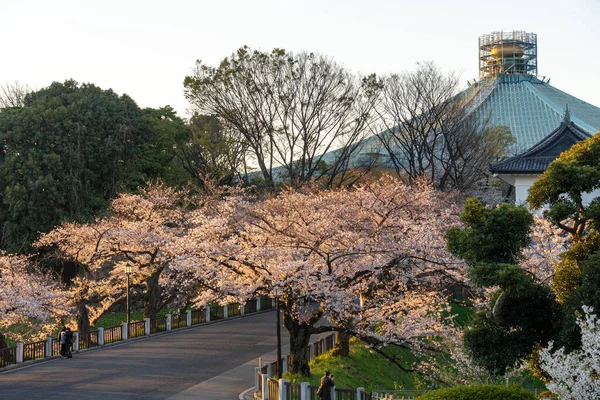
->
<box><xmin>59</xmin><ymin>326</ymin><xmax>67</xmax><ymax>358</ymax></box>
<box><xmin>64</xmin><ymin>327</ymin><xmax>74</xmax><ymax>358</ymax></box>
<box><xmin>316</xmin><ymin>370</ymin><xmax>334</xmax><ymax>400</ymax></box>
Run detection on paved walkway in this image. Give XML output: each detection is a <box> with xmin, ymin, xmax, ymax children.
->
<box><xmin>0</xmin><ymin>312</ymin><xmax>282</xmax><ymax>400</ymax></box>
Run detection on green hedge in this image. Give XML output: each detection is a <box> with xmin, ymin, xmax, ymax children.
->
<box><xmin>417</xmin><ymin>385</ymin><xmax>536</xmax><ymax>400</ymax></box>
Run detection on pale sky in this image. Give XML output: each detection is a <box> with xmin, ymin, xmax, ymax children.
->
<box><xmin>3</xmin><ymin>0</ymin><xmax>599</xmax><ymax>117</ymax></box>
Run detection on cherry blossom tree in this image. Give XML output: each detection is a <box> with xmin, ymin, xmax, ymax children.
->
<box><xmin>36</xmin><ymin>182</ymin><xmax>197</xmax><ymax>330</ymax></box>
<box><xmin>540</xmin><ymin>306</ymin><xmax>600</xmax><ymax>399</ymax></box>
<box><xmin>0</xmin><ymin>252</ymin><xmax>66</xmax><ymax>346</ymax></box>
<box><xmin>519</xmin><ymin>215</ymin><xmax>570</xmax><ymax>286</ymax></box>
<box><xmin>173</xmin><ymin>176</ymin><xmax>466</xmax><ymax>375</ymax></box>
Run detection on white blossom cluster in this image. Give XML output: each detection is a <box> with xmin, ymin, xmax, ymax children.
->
<box><xmin>540</xmin><ymin>306</ymin><xmax>600</xmax><ymax>399</ymax></box>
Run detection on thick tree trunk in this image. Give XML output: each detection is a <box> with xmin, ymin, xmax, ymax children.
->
<box><xmin>77</xmin><ymin>302</ymin><xmax>90</xmax><ymax>333</ymax></box>
<box><xmin>143</xmin><ymin>270</ymin><xmax>163</xmax><ymax>318</ymax></box>
<box><xmin>284</xmin><ymin>312</ymin><xmax>312</xmax><ymax>376</ymax></box>
<box><xmin>332</xmin><ymin>332</ymin><xmax>350</xmax><ymax>357</ymax></box>
<box><xmin>0</xmin><ymin>332</ymin><xmax>8</xmax><ymax>349</ymax></box>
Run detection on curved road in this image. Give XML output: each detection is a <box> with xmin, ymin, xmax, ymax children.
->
<box><xmin>0</xmin><ymin>311</ymin><xmax>281</xmax><ymax>399</ymax></box>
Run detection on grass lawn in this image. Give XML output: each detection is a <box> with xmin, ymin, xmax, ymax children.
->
<box><xmin>285</xmin><ymin>338</ymin><xmax>419</xmax><ymax>391</ymax></box>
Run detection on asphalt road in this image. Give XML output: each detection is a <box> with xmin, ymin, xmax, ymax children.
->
<box><xmin>0</xmin><ymin>311</ymin><xmax>281</xmax><ymax>400</ymax></box>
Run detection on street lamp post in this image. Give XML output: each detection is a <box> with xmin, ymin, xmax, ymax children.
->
<box><xmin>274</xmin><ymin>287</ymin><xmax>282</xmax><ymax>379</ymax></box>
<box><xmin>125</xmin><ymin>264</ymin><xmax>132</xmax><ymax>325</ymax></box>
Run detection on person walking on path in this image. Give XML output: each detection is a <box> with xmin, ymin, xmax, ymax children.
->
<box><xmin>64</xmin><ymin>327</ymin><xmax>74</xmax><ymax>359</ymax></box>
<box><xmin>316</xmin><ymin>370</ymin><xmax>334</xmax><ymax>400</ymax></box>
<box><xmin>59</xmin><ymin>327</ymin><xmax>67</xmax><ymax>358</ymax></box>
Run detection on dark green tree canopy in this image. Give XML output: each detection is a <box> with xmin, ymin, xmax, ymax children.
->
<box><xmin>0</xmin><ymin>80</ymin><xmax>145</xmax><ymax>252</ymax></box>
<box><xmin>446</xmin><ymin>197</ymin><xmax>532</xmax><ymax>265</ymax></box>
<box><xmin>447</xmin><ymin>197</ymin><xmax>559</xmax><ymax>376</ymax></box>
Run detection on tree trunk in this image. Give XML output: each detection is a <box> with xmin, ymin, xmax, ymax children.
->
<box><xmin>77</xmin><ymin>302</ymin><xmax>90</xmax><ymax>333</ymax></box>
<box><xmin>332</xmin><ymin>332</ymin><xmax>350</xmax><ymax>357</ymax></box>
<box><xmin>283</xmin><ymin>312</ymin><xmax>312</xmax><ymax>376</ymax></box>
<box><xmin>143</xmin><ymin>269</ymin><xmax>163</xmax><ymax>318</ymax></box>
<box><xmin>0</xmin><ymin>332</ymin><xmax>8</xmax><ymax>349</ymax></box>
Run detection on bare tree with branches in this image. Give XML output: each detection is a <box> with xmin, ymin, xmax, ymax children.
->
<box><xmin>0</xmin><ymin>81</ymin><xmax>30</xmax><ymax>110</ymax></box>
<box><xmin>374</xmin><ymin>62</ymin><xmax>512</xmax><ymax>191</ymax></box>
<box><xmin>184</xmin><ymin>47</ymin><xmax>382</xmax><ymax>188</ymax></box>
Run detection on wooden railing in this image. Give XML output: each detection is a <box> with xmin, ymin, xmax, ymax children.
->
<box><xmin>267</xmin><ymin>377</ymin><xmax>280</xmax><ymax>400</ymax></box>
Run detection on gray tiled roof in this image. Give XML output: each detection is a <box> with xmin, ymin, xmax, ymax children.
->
<box><xmin>489</xmin><ymin>120</ymin><xmax>591</xmax><ymax>174</ymax></box>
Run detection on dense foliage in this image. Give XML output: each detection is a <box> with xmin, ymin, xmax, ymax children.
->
<box><xmin>527</xmin><ymin>130</ymin><xmax>600</xmax><ymax>352</ymax></box>
<box><xmin>416</xmin><ymin>385</ymin><xmax>536</xmax><ymax>400</ymax></box>
<box><xmin>447</xmin><ymin>198</ymin><xmax>560</xmax><ymax>375</ymax></box>
<box><xmin>0</xmin><ymin>81</ymin><xmax>143</xmax><ymax>252</ymax></box>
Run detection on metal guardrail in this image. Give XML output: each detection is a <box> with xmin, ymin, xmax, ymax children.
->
<box><xmin>229</xmin><ymin>302</ymin><xmax>242</xmax><ymax>317</ymax></box>
<box><xmin>151</xmin><ymin>316</ymin><xmax>167</xmax><ymax>334</ymax></box>
<box><xmin>260</xmin><ymin>297</ymin><xmax>273</xmax><ymax>310</ymax></box>
<box><xmin>285</xmin><ymin>381</ymin><xmax>301</xmax><ymax>399</ymax></box>
<box><xmin>104</xmin><ymin>325</ymin><xmax>122</xmax><ymax>344</ymax></box>
<box><xmin>191</xmin><ymin>309</ymin><xmax>206</xmax><ymax>325</ymax></box>
<box><xmin>171</xmin><ymin>313</ymin><xmax>187</xmax><ymax>329</ymax></box>
<box><xmin>2</xmin><ymin>296</ymin><xmax>271</xmax><ymax>370</ymax></box>
<box><xmin>245</xmin><ymin>299</ymin><xmax>257</xmax><ymax>313</ymax></box>
<box><xmin>51</xmin><ymin>336</ymin><xmax>61</xmax><ymax>356</ymax></box>
<box><xmin>210</xmin><ymin>304</ymin><xmax>224</xmax><ymax>320</ymax></box>
<box><xmin>79</xmin><ymin>330</ymin><xmax>99</xmax><ymax>350</ymax></box>
<box><xmin>23</xmin><ymin>340</ymin><xmax>45</xmax><ymax>361</ymax></box>
<box><xmin>129</xmin><ymin>320</ymin><xmax>146</xmax><ymax>338</ymax></box>
<box><xmin>0</xmin><ymin>346</ymin><xmax>17</xmax><ymax>367</ymax></box>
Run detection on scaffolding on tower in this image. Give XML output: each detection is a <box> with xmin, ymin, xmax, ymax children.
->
<box><xmin>478</xmin><ymin>31</ymin><xmax>537</xmax><ymax>79</ymax></box>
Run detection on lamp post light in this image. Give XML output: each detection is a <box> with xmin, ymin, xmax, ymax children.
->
<box><xmin>274</xmin><ymin>287</ymin><xmax>282</xmax><ymax>379</ymax></box>
<box><xmin>125</xmin><ymin>264</ymin><xmax>132</xmax><ymax>325</ymax></box>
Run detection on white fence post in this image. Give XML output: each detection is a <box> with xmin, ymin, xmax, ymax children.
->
<box><xmin>144</xmin><ymin>318</ymin><xmax>151</xmax><ymax>336</ymax></box>
<box><xmin>206</xmin><ymin>305</ymin><xmax>211</xmax><ymax>322</ymax></box>
<box><xmin>241</xmin><ymin>304</ymin><xmax>245</xmax><ymax>315</ymax></box>
<box><xmin>186</xmin><ymin>310</ymin><xmax>192</xmax><ymax>327</ymax></box>
<box><xmin>357</xmin><ymin>387</ymin><xmax>365</xmax><ymax>399</ymax></box>
<box><xmin>254</xmin><ymin>367</ymin><xmax>261</xmax><ymax>394</ymax></box>
<box><xmin>16</xmin><ymin>342</ymin><xmax>24</xmax><ymax>363</ymax></box>
<box><xmin>262</xmin><ymin>374</ymin><xmax>270</xmax><ymax>400</ymax></box>
<box><xmin>73</xmin><ymin>332</ymin><xmax>80</xmax><ymax>352</ymax></box>
<box><xmin>224</xmin><ymin>305</ymin><xmax>228</xmax><ymax>319</ymax></box>
<box><xmin>122</xmin><ymin>322</ymin><xmax>128</xmax><ymax>340</ymax></box>
<box><xmin>300</xmin><ymin>382</ymin><xmax>310</xmax><ymax>400</ymax></box>
<box><xmin>257</xmin><ymin>298</ymin><xmax>262</xmax><ymax>312</ymax></box>
<box><xmin>45</xmin><ymin>336</ymin><xmax>53</xmax><ymax>357</ymax></box>
<box><xmin>279</xmin><ymin>378</ymin><xmax>287</xmax><ymax>400</ymax></box>
<box><xmin>166</xmin><ymin>314</ymin><xmax>172</xmax><ymax>331</ymax></box>
<box><xmin>331</xmin><ymin>385</ymin><xmax>336</xmax><ymax>400</ymax></box>
<box><xmin>98</xmin><ymin>327</ymin><xmax>105</xmax><ymax>345</ymax></box>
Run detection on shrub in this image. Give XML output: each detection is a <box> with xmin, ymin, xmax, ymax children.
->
<box><xmin>417</xmin><ymin>384</ymin><xmax>536</xmax><ymax>400</ymax></box>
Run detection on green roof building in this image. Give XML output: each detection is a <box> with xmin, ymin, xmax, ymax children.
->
<box><xmin>470</xmin><ymin>31</ymin><xmax>600</xmax><ymax>204</ymax></box>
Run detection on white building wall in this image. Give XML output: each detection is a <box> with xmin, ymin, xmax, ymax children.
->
<box><xmin>514</xmin><ymin>174</ymin><xmax>600</xmax><ymax>207</ymax></box>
